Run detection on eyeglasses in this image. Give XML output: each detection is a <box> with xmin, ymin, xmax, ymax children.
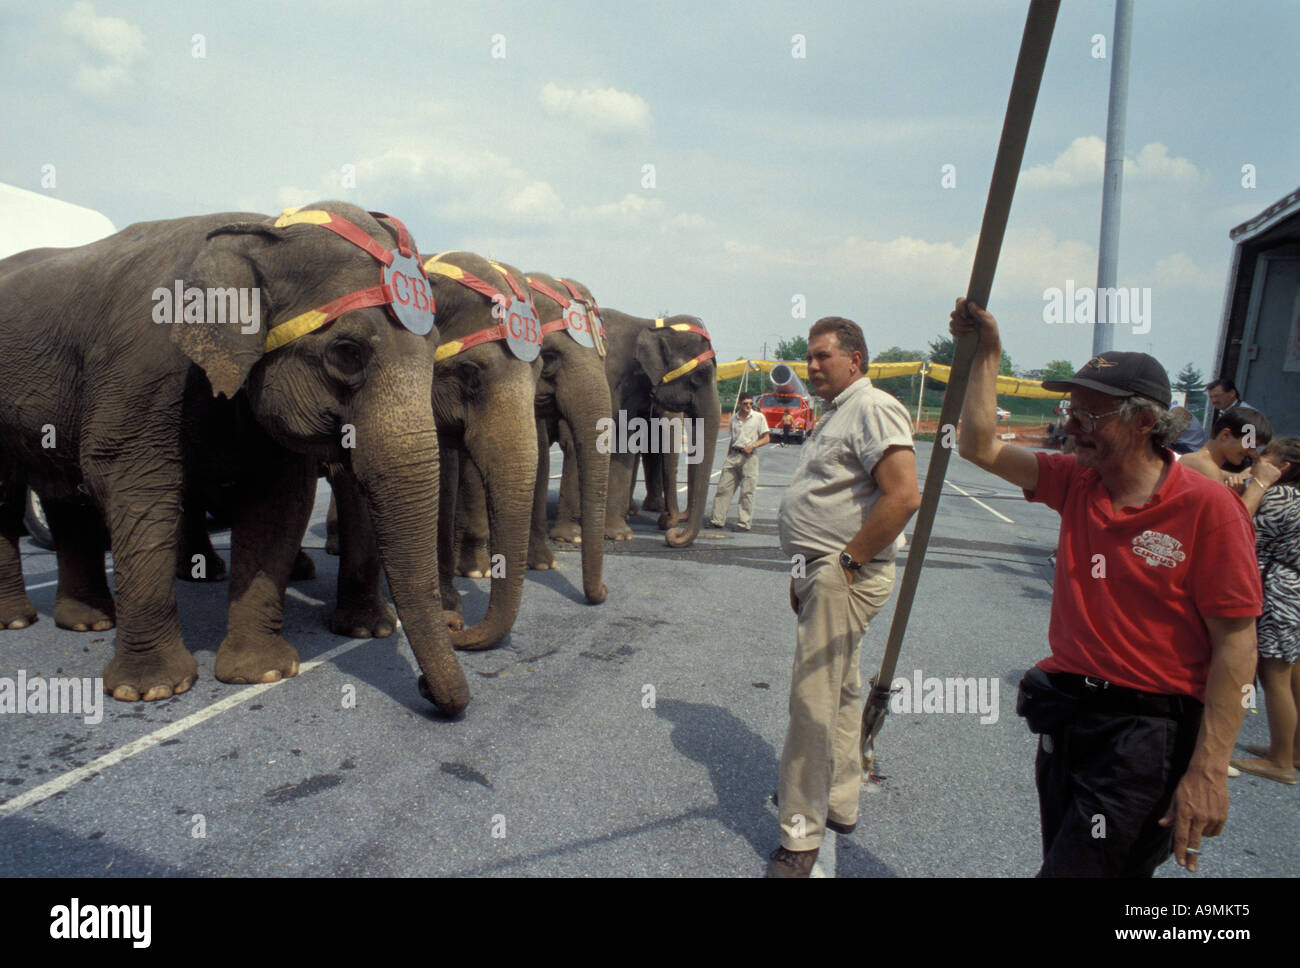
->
<box><xmin>1060</xmin><ymin>405</ymin><xmax>1123</xmax><ymax>432</ymax></box>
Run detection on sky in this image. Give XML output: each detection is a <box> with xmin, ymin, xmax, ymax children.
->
<box><xmin>2</xmin><ymin>0</ymin><xmax>1296</xmax><ymax>380</ymax></box>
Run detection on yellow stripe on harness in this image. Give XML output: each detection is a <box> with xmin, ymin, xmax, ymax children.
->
<box><xmin>654</xmin><ymin>317</ymin><xmax>701</xmax><ymax>333</ymax></box>
<box><xmin>424</xmin><ymin>260</ymin><xmax>466</xmax><ymax>280</ymax></box>
<box><xmin>274</xmin><ymin>208</ymin><xmax>334</xmax><ymax>228</ymax></box>
<box><xmin>661</xmin><ymin>358</ymin><xmax>700</xmax><ymax>383</ymax></box>
<box><xmin>265</xmin><ymin>307</ymin><xmax>331</xmax><ymax>351</ymax></box>
<box><xmin>434</xmin><ymin>339</ymin><xmax>466</xmax><ymax>362</ymax></box>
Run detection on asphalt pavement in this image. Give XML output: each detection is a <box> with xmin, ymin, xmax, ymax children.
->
<box><xmin>1</xmin><ymin>437</ymin><xmax>1295</xmax><ymax>878</ymax></box>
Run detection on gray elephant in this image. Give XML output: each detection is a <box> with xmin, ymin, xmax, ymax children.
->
<box><xmin>553</xmin><ymin>311</ymin><xmax>721</xmax><ymax>547</ymax></box>
<box><xmin>0</xmin><ymin>201</ymin><xmax>469</xmax><ymax>714</ymax></box>
<box><xmin>331</xmin><ymin>251</ymin><xmax>541</xmax><ymax>651</ymax></box>
<box><xmin>454</xmin><ymin>273</ymin><xmax>611</xmax><ymax>605</ymax></box>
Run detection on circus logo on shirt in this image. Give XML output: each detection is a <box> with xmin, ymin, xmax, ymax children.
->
<box><xmin>1132</xmin><ymin>530</ymin><xmax>1187</xmax><ymax>569</ymax></box>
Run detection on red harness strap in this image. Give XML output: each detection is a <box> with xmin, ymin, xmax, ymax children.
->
<box><xmin>527</xmin><ymin>277</ymin><xmax>572</xmax><ymax>310</ymax></box>
<box><xmin>264</xmin><ymin>209</ymin><xmax>431</xmax><ymax>350</ymax></box>
<box><xmin>426</xmin><ymin>259</ymin><xmax>541</xmax><ymax>362</ymax></box>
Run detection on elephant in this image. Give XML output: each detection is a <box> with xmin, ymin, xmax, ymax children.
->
<box><xmin>0</xmin><ymin>201</ymin><xmax>469</xmax><ymax>714</ymax></box>
<box><xmin>331</xmin><ymin>251</ymin><xmax>542</xmax><ymax>651</ymax></box>
<box><xmin>453</xmin><ymin>273</ymin><xmax>611</xmax><ymax>605</ymax></box>
<box><xmin>552</xmin><ymin>311</ymin><xmax>721</xmax><ymax>547</ymax></box>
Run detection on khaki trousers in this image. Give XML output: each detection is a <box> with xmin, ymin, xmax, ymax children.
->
<box><xmin>710</xmin><ymin>450</ymin><xmax>758</xmax><ymax>528</ymax></box>
<box><xmin>778</xmin><ymin>555</ymin><xmax>895</xmax><ymax>850</ymax></box>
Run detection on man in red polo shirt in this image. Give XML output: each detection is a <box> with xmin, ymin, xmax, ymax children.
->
<box><xmin>950</xmin><ymin>299</ymin><xmax>1260</xmax><ymax>877</ymax></box>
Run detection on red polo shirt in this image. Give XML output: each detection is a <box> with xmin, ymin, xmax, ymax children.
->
<box><xmin>1026</xmin><ymin>450</ymin><xmax>1261</xmax><ymax>701</ymax></box>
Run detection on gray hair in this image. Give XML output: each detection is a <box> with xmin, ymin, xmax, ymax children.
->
<box><xmin>1119</xmin><ymin>395</ymin><xmax>1179</xmax><ymax>451</ymax></box>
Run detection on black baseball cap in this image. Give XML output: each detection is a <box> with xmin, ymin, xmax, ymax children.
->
<box><xmin>1041</xmin><ymin>352</ymin><xmax>1171</xmax><ymax>408</ymax></box>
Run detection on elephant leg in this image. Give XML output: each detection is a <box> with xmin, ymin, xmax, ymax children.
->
<box><xmin>325</xmin><ymin>490</ymin><xmax>340</xmax><ymax>555</ymax></box>
<box><xmin>176</xmin><ymin>491</ymin><xmax>226</xmax><ymax>582</ymax></box>
<box><xmin>605</xmin><ymin>451</ymin><xmax>636</xmax><ymax>540</ymax></box>
<box><xmin>657</xmin><ymin>446</ymin><xmax>687</xmax><ymax>531</ymax></box>
<box><xmin>550</xmin><ymin>420</ymin><xmax>582</xmax><ymax>542</ymax></box>
<box><xmin>290</xmin><ymin>548</ymin><xmax>315</xmax><ymax>582</ymax></box>
<box><xmin>456</xmin><ymin>459</ymin><xmax>492</xmax><ymax>578</ymax></box>
<box><xmin>88</xmin><ymin>449</ymin><xmax>196</xmax><ymax>702</ymax></box>
<box><xmin>437</xmin><ymin>438</ymin><xmax>465</xmax><ymax>622</ymax></box>
<box><xmin>639</xmin><ymin>451</ymin><xmax>662</xmax><ymax>515</ymax></box>
<box><xmin>214</xmin><ymin>446</ymin><xmax>315</xmax><ymax>685</ymax></box>
<box><xmin>45</xmin><ymin>498</ymin><xmax>115</xmax><ymax>631</ymax></box>
<box><xmin>0</xmin><ymin>474</ymin><xmax>36</xmax><ymax>629</ymax></box>
<box><xmin>329</xmin><ymin>472</ymin><xmax>396</xmax><ymax>638</ymax></box>
<box><xmin>528</xmin><ymin>419</ymin><xmax>557</xmax><ymax>569</ymax></box>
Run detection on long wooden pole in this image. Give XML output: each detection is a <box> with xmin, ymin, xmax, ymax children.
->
<box><xmin>861</xmin><ymin>0</ymin><xmax>1061</xmax><ymax>771</ymax></box>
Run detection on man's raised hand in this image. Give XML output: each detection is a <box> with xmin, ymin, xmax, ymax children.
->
<box><xmin>949</xmin><ymin>298</ymin><xmax>999</xmax><ymax>344</ymax></box>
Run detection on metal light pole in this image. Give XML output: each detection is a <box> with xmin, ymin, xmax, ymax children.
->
<box><xmin>1093</xmin><ymin>0</ymin><xmax>1133</xmax><ymax>355</ymax></box>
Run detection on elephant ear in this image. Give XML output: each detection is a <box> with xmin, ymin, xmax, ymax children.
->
<box><xmin>635</xmin><ymin>326</ymin><xmax>672</xmax><ymax>385</ymax></box>
<box><xmin>171</xmin><ymin>222</ymin><xmax>285</xmax><ymax>398</ymax></box>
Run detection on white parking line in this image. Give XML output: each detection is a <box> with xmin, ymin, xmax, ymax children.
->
<box><xmin>25</xmin><ymin>567</ymin><xmax>115</xmax><ymax>593</ymax></box>
<box><xmin>0</xmin><ymin>635</ymin><xmax>370</xmax><ymax>818</ymax></box>
<box><xmin>944</xmin><ymin>480</ymin><xmax>1014</xmax><ymax>524</ymax></box>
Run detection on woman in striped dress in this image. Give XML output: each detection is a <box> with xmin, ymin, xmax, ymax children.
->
<box><xmin>1231</xmin><ymin>437</ymin><xmax>1300</xmax><ymax>785</ymax></box>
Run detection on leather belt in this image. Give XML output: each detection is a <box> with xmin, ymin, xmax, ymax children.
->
<box><xmin>1045</xmin><ymin>672</ymin><xmax>1201</xmax><ymax>719</ymax></box>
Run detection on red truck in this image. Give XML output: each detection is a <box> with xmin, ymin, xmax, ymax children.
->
<box><xmin>757</xmin><ymin>363</ymin><xmax>815</xmax><ymax>444</ymax></box>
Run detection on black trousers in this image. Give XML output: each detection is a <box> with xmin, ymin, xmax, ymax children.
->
<box><xmin>1034</xmin><ymin>690</ymin><xmax>1203</xmax><ymax>878</ymax></box>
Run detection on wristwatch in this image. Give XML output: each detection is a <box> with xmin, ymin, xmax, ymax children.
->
<box><xmin>839</xmin><ymin>551</ymin><xmax>863</xmax><ymax>571</ymax></box>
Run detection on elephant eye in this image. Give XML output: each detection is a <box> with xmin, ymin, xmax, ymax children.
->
<box><xmin>326</xmin><ymin>338</ymin><xmax>368</xmax><ymax>385</ymax></box>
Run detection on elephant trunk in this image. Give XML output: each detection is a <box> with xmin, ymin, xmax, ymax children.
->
<box><xmin>453</xmin><ymin>380</ymin><xmax>538</xmax><ymax>650</ymax></box>
<box><xmin>666</xmin><ymin>382</ymin><xmax>721</xmax><ymax>548</ymax></box>
<box><xmin>557</xmin><ymin>374</ymin><xmax>611</xmax><ymax>604</ymax></box>
<box><xmin>350</xmin><ymin>407</ymin><xmax>469</xmax><ymax>714</ymax></box>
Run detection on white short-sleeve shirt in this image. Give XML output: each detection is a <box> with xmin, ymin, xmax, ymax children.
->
<box><xmin>777</xmin><ymin>377</ymin><xmax>915</xmax><ymax>561</ymax></box>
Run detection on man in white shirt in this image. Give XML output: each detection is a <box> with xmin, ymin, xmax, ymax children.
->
<box><xmin>708</xmin><ymin>393</ymin><xmax>770</xmax><ymax>531</ymax></box>
<box><xmin>768</xmin><ymin>317</ymin><xmax>921</xmax><ymax>877</ymax></box>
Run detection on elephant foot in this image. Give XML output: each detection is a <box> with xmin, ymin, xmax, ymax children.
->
<box><xmin>585</xmin><ymin>583</ymin><xmax>608</xmax><ymax>605</ymax></box>
<box><xmin>606</xmin><ymin>520</ymin><xmax>634</xmax><ymax>541</ymax></box>
<box><xmin>640</xmin><ymin>494</ymin><xmax>662</xmax><ymax>514</ymax></box>
<box><xmin>331</xmin><ymin>597</ymin><xmax>396</xmax><ymax>639</ymax></box>
<box><xmin>290</xmin><ymin>549</ymin><xmax>316</xmax><ymax>582</ymax></box>
<box><xmin>457</xmin><ymin>541</ymin><xmax>491</xmax><ymax>579</ymax></box>
<box><xmin>628</xmin><ymin>498</ymin><xmax>644</xmax><ymax>515</ymax></box>
<box><xmin>54</xmin><ymin>591</ymin><xmax>116</xmax><ymax>632</ymax></box>
<box><xmin>528</xmin><ymin>537</ymin><xmax>557</xmax><ymax>570</ymax></box>
<box><xmin>176</xmin><ymin>551</ymin><xmax>227</xmax><ymax>582</ymax></box>
<box><xmin>103</xmin><ymin>643</ymin><xmax>198</xmax><ymax>702</ymax></box>
<box><xmin>548</xmin><ymin>520</ymin><xmax>582</xmax><ymax>543</ymax></box>
<box><xmin>1</xmin><ymin>593</ymin><xmax>38</xmax><ymax>629</ymax></box>
<box><xmin>214</xmin><ymin>633</ymin><xmax>300</xmax><ymax>685</ymax></box>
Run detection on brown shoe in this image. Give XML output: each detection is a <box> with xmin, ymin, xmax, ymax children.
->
<box><xmin>766</xmin><ymin>845</ymin><xmax>819</xmax><ymax>878</ymax></box>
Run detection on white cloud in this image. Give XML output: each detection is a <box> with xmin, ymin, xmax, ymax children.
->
<box><xmin>1152</xmin><ymin>252</ymin><xmax>1220</xmax><ymax>291</ymax></box>
<box><xmin>506</xmin><ymin>181</ymin><xmax>564</xmax><ymax>220</ymax></box>
<box><xmin>61</xmin><ymin>1</ymin><xmax>145</xmax><ymax>95</ymax></box>
<box><xmin>538</xmin><ymin>83</ymin><xmax>651</xmax><ymax>134</ymax></box>
<box><xmin>1021</xmin><ymin>136</ymin><xmax>1203</xmax><ymax>189</ymax></box>
<box><xmin>1128</xmin><ymin>142</ymin><xmax>1201</xmax><ymax>183</ymax></box>
<box><xmin>668</xmin><ymin>212</ymin><xmax>707</xmax><ymax>229</ymax></box>
<box><xmin>579</xmin><ymin>192</ymin><xmax>663</xmax><ymax>222</ymax></box>
<box><xmin>824</xmin><ymin>226</ymin><xmax>1095</xmax><ymax>300</ymax></box>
